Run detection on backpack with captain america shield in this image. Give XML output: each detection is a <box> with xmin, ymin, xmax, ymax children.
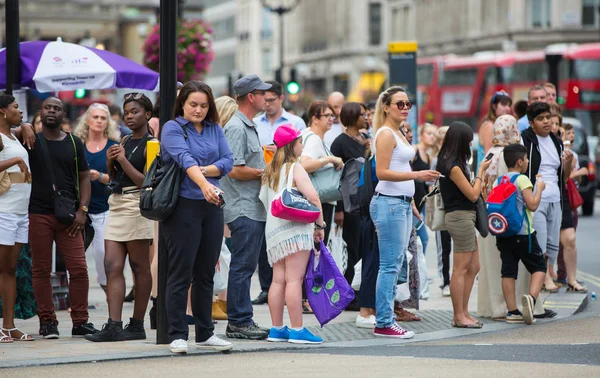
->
<box><xmin>486</xmin><ymin>174</ymin><xmax>529</xmax><ymax>237</ymax></box>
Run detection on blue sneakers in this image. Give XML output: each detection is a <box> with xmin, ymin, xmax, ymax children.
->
<box><xmin>267</xmin><ymin>326</ymin><xmax>290</xmax><ymax>342</ymax></box>
<box><xmin>288</xmin><ymin>327</ymin><xmax>323</xmax><ymax>344</ymax></box>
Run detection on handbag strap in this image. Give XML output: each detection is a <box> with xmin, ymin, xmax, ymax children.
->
<box><xmin>39</xmin><ymin>133</ymin><xmax>80</xmax><ymax>199</ymax></box>
<box><xmin>302</xmin><ymin>131</ymin><xmax>332</xmax><ymax>157</ymax></box>
<box><xmin>419</xmin><ymin>178</ymin><xmax>440</xmax><ymax>209</ymax></box>
<box><xmin>285</xmin><ymin>162</ymin><xmax>296</xmax><ymax>191</ymax></box>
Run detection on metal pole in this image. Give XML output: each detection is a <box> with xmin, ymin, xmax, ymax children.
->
<box><xmin>157</xmin><ymin>0</ymin><xmax>178</xmax><ymax>345</ymax></box>
<box><xmin>278</xmin><ymin>11</ymin><xmax>284</xmax><ymax>83</ymax></box>
<box><xmin>5</xmin><ymin>0</ymin><xmax>21</xmax><ymax>95</ymax></box>
<box><xmin>261</xmin><ymin>1</ymin><xmax>300</xmax><ymax>83</ymax></box>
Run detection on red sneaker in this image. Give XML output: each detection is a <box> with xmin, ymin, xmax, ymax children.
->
<box><xmin>373</xmin><ymin>323</ymin><xmax>415</xmax><ymax>339</ymax></box>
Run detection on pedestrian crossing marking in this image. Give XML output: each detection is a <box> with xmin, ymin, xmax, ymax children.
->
<box><xmin>576</xmin><ymin>271</ymin><xmax>600</xmax><ymax>287</ymax></box>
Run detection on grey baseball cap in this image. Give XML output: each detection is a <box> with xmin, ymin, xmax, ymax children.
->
<box><xmin>234</xmin><ymin>75</ymin><xmax>272</xmax><ymax>97</ymax></box>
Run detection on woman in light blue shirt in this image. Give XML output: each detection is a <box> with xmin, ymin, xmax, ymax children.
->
<box><xmin>160</xmin><ymin>81</ymin><xmax>234</xmax><ymax>354</ymax></box>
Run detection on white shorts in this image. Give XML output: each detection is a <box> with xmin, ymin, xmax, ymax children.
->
<box><xmin>0</xmin><ymin>213</ymin><xmax>29</xmax><ymax>246</ymax></box>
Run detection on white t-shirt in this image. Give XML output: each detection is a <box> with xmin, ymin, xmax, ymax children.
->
<box><xmin>323</xmin><ymin>122</ymin><xmax>344</xmax><ymax>150</ymax></box>
<box><xmin>301</xmin><ymin>129</ymin><xmax>336</xmax><ymax>204</ymax></box>
<box><xmin>536</xmin><ymin>135</ymin><xmax>561</xmax><ymax>203</ymax></box>
<box><xmin>301</xmin><ymin>129</ymin><xmax>333</xmax><ymax>170</ymax></box>
<box><xmin>0</xmin><ymin>133</ymin><xmax>31</xmax><ymax>214</ymax></box>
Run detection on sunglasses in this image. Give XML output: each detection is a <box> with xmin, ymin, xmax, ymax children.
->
<box><xmin>393</xmin><ymin>100</ymin><xmax>412</xmax><ymax>110</ymax></box>
<box><xmin>491</xmin><ymin>90</ymin><xmax>510</xmax><ymax>103</ymax></box>
<box><xmin>124</xmin><ymin>92</ymin><xmax>145</xmax><ymax>101</ymax></box>
<box><xmin>91</xmin><ymin>103</ymin><xmax>109</xmax><ymax>110</ymax></box>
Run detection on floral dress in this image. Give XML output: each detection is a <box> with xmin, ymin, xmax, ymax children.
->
<box><xmin>0</xmin><ymin>244</ymin><xmax>37</xmax><ymax>319</ymax></box>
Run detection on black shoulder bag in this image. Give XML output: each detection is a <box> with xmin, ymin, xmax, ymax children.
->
<box><xmin>140</xmin><ymin>120</ymin><xmax>188</xmax><ymax>221</ymax></box>
<box><xmin>38</xmin><ymin>134</ymin><xmax>94</xmax><ymax>249</ymax></box>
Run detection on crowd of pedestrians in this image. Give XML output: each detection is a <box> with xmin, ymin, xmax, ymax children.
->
<box><xmin>0</xmin><ymin>77</ymin><xmax>588</xmax><ymax>352</ymax></box>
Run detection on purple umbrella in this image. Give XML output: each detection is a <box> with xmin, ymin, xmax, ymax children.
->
<box><xmin>0</xmin><ymin>38</ymin><xmax>159</xmax><ymax>92</ymax></box>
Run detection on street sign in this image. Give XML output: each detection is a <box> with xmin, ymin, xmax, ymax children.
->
<box><xmin>388</xmin><ymin>41</ymin><xmax>418</xmax><ymax>141</ymax></box>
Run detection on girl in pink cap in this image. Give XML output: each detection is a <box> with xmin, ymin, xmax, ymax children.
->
<box><xmin>259</xmin><ymin>124</ymin><xmax>325</xmax><ymax>344</ymax></box>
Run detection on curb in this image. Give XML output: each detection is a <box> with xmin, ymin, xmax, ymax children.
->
<box><xmin>0</xmin><ymin>291</ymin><xmax>590</xmax><ymax>370</ymax></box>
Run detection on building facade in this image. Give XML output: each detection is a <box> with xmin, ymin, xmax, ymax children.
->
<box><xmin>402</xmin><ymin>0</ymin><xmax>600</xmax><ymax>56</ymax></box>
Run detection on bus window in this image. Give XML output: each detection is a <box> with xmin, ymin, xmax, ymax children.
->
<box><xmin>574</xmin><ymin>60</ymin><xmax>600</xmax><ymax>80</ymax></box>
<box><xmin>485</xmin><ymin>67</ymin><xmax>497</xmax><ymax>85</ymax></box>
<box><xmin>440</xmin><ymin>68</ymin><xmax>477</xmax><ymax>86</ymax></box>
<box><xmin>509</xmin><ymin>62</ymin><xmax>547</xmax><ymax>83</ymax></box>
<box><xmin>559</xmin><ymin>59</ymin><xmax>570</xmax><ymax>81</ymax></box>
<box><xmin>417</xmin><ymin>63</ymin><xmax>434</xmax><ymax>86</ymax></box>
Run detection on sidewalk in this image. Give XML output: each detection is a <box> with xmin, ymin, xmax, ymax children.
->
<box><xmin>0</xmin><ymin>231</ymin><xmax>589</xmax><ymax>369</ymax></box>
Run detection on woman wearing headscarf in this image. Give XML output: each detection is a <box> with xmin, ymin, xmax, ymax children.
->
<box><xmin>477</xmin><ymin>115</ymin><xmax>524</xmax><ymax>319</ymax></box>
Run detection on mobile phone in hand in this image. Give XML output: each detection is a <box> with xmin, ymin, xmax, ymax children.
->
<box><xmin>415</xmin><ymin>219</ymin><xmax>424</xmax><ymax>230</ymax></box>
<box><xmin>485</xmin><ymin>152</ymin><xmax>494</xmax><ymax>161</ymax></box>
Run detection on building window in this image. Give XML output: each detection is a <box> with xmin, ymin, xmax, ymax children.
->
<box><xmin>210</xmin><ymin>54</ymin><xmax>236</xmax><ymax>77</ymax></box>
<box><xmin>261</xmin><ymin>9</ymin><xmax>273</xmax><ymax>40</ymax></box>
<box><xmin>369</xmin><ymin>2</ymin><xmax>382</xmax><ymax>46</ymax></box>
<box><xmin>262</xmin><ymin>49</ymin><xmax>272</xmax><ymax>76</ymax></box>
<box><xmin>212</xmin><ymin>17</ymin><xmax>236</xmax><ymax>41</ymax></box>
<box><xmin>583</xmin><ymin>0</ymin><xmax>600</xmax><ymax>27</ymax></box>
<box><xmin>528</xmin><ymin>0</ymin><xmax>551</xmax><ymax>28</ymax></box>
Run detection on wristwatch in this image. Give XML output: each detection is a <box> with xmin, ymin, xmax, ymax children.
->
<box><xmin>79</xmin><ymin>205</ymin><xmax>89</xmax><ymax>213</ymax></box>
<box><xmin>314</xmin><ymin>222</ymin><xmax>326</xmax><ymax>230</ymax></box>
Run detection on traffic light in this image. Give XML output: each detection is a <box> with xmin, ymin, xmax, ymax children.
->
<box><xmin>75</xmin><ymin>89</ymin><xmax>87</xmax><ymax>99</ymax></box>
<box><xmin>286</xmin><ymin>68</ymin><xmax>300</xmax><ymax>95</ymax></box>
<box><xmin>286</xmin><ymin>81</ymin><xmax>300</xmax><ymax>95</ymax></box>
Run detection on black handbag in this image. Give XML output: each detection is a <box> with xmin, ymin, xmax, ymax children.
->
<box><xmin>475</xmin><ymin>194</ymin><xmax>489</xmax><ymax>237</ymax></box>
<box><xmin>38</xmin><ymin>133</ymin><xmax>94</xmax><ymax>249</ymax></box>
<box><xmin>139</xmin><ymin>121</ymin><xmax>188</xmax><ymax>221</ymax></box>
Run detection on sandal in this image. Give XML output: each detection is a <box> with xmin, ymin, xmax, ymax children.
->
<box><xmin>395</xmin><ymin>308</ymin><xmax>421</xmax><ymax>322</ymax></box>
<box><xmin>0</xmin><ymin>329</ymin><xmax>13</xmax><ymax>343</ymax></box>
<box><xmin>302</xmin><ymin>300</ymin><xmax>313</xmax><ymax>314</ymax></box>
<box><xmin>2</xmin><ymin>327</ymin><xmax>33</xmax><ymax>341</ymax></box>
<box><xmin>542</xmin><ymin>284</ymin><xmax>559</xmax><ymax>293</ymax></box>
<box><xmin>452</xmin><ymin>320</ymin><xmax>483</xmax><ymax>329</ymax></box>
<box><xmin>566</xmin><ymin>283</ymin><xmax>588</xmax><ymax>293</ymax></box>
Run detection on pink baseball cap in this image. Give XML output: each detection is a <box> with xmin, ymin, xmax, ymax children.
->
<box><xmin>273</xmin><ymin>124</ymin><xmax>301</xmax><ymax>148</ymax></box>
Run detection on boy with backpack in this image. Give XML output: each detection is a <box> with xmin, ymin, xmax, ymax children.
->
<box><xmin>487</xmin><ymin>144</ymin><xmax>547</xmax><ymax>325</ymax></box>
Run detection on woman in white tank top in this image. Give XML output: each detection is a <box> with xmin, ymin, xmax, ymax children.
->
<box><xmin>369</xmin><ymin>87</ymin><xmax>439</xmax><ymax>338</ymax></box>
<box><xmin>0</xmin><ymin>94</ymin><xmax>33</xmax><ymax>342</ymax></box>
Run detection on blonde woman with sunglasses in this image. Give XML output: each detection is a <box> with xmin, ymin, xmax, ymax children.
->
<box><xmin>74</xmin><ymin>103</ymin><xmax>120</xmax><ymax>294</ymax></box>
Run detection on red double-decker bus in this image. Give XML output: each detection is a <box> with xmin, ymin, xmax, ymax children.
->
<box><xmin>560</xmin><ymin>43</ymin><xmax>600</xmax><ymax>136</ymax></box>
<box><xmin>416</xmin><ymin>56</ymin><xmax>445</xmax><ymax>126</ymax></box>
<box><xmin>438</xmin><ymin>53</ymin><xmax>505</xmax><ymax>128</ymax></box>
<box><xmin>499</xmin><ymin>50</ymin><xmax>547</xmax><ymax>102</ymax></box>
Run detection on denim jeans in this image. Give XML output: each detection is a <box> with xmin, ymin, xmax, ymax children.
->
<box><xmin>227</xmin><ymin>216</ymin><xmax>266</xmax><ymax>326</ymax></box>
<box><xmin>370</xmin><ymin>195</ymin><xmax>412</xmax><ymax>328</ymax></box>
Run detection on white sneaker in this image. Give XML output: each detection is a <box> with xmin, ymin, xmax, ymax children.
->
<box><xmin>356</xmin><ymin>314</ymin><xmax>376</xmax><ymax>329</ymax></box>
<box><xmin>521</xmin><ymin>294</ymin><xmax>536</xmax><ymax>325</ymax></box>
<box><xmin>196</xmin><ymin>335</ymin><xmax>233</xmax><ymax>351</ymax></box>
<box><xmin>169</xmin><ymin>339</ymin><xmax>188</xmax><ymax>354</ymax></box>
<box><xmin>442</xmin><ymin>285</ymin><xmax>451</xmax><ymax>297</ymax></box>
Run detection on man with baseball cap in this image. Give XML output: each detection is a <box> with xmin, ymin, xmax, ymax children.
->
<box><xmin>221</xmin><ymin>75</ymin><xmax>271</xmax><ymax>340</ymax></box>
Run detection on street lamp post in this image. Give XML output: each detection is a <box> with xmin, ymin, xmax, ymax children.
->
<box><xmin>156</xmin><ymin>0</ymin><xmax>178</xmax><ymax>345</ymax></box>
<box><xmin>5</xmin><ymin>0</ymin><xmax>21</xmax><ymax>95</ymax></box>
<box><xmin>260</xmin><ymin>0</ymin><xmax>300</xmax><ymax>84</ymax></box>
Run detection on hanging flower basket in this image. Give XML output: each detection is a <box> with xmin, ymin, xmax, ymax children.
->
<box><xmin>143</xmin><ymin>19</ymin><xmax>215</xmax><ymax>83</ymax></box>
